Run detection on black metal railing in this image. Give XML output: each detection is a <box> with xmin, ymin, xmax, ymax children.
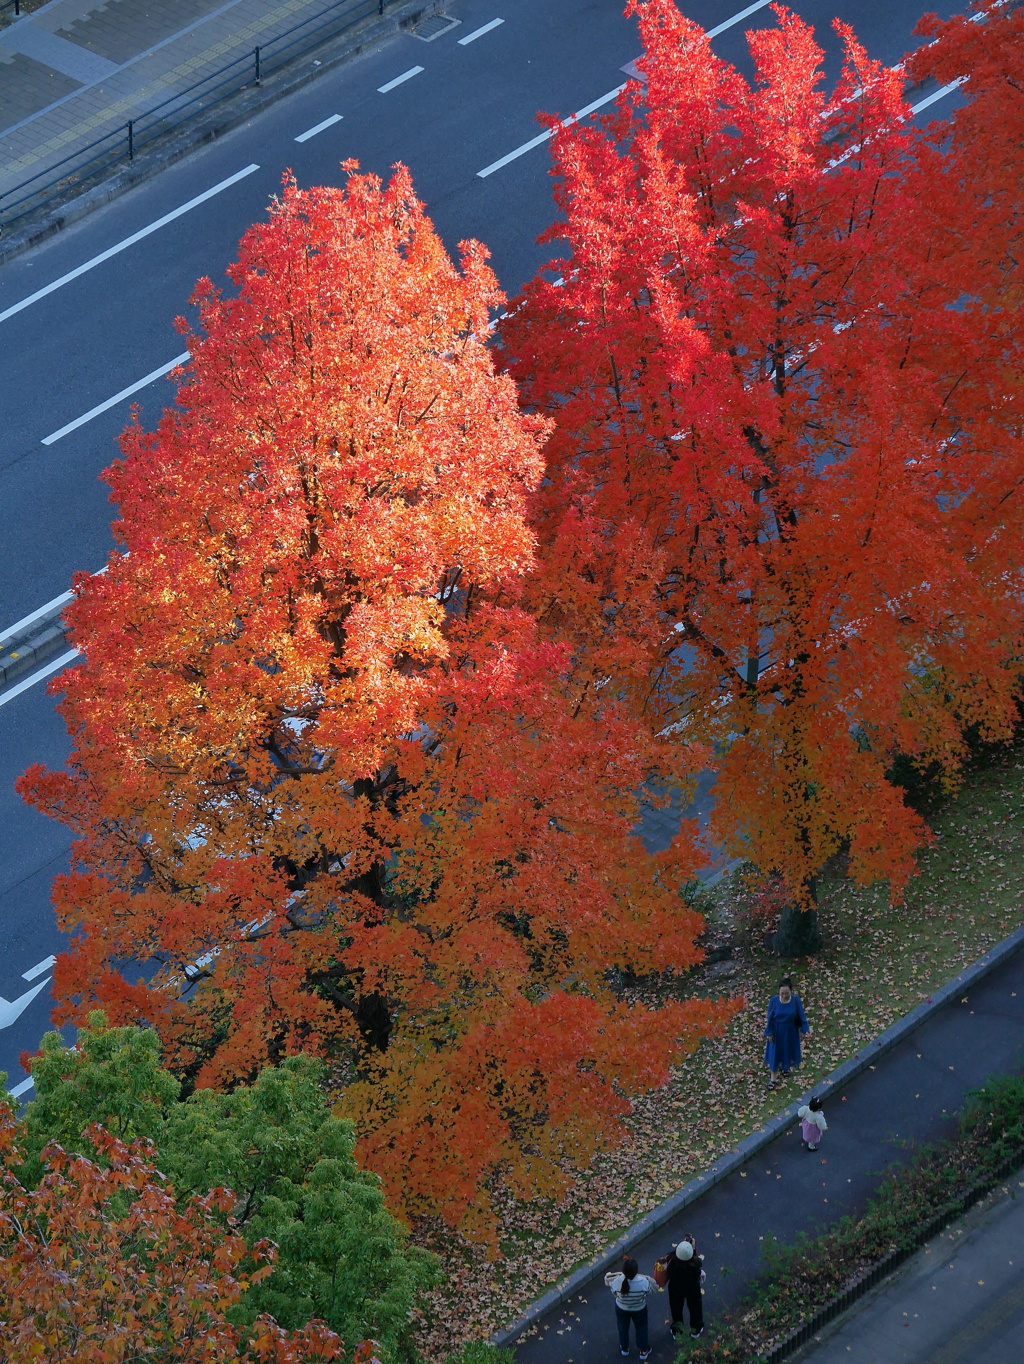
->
<box><xmin>0</xmin><ymin>0</ymin><xmax>399</xmax><ymax>231</ymax></box>
<box><xmin>758</xmin><ymin>1149</ymin><xmax>1024</xmax><ymax>1363</ymax></box>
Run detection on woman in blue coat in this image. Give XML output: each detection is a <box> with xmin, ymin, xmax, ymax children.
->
<box><xmin>764</xmin><ymin>976</ymin><xmax>809</xmax><ymax>1090</ymax></box>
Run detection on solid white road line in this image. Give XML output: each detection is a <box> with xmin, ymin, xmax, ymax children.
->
<box><xmin>42</xmin><ymin>352</ymin><xmax>190</xmax><ymax>445</ymax></box>
<box><xmin>23</xmin><ymin>955</ymin><xmax>56</xmax><ymax>982</ymax></box>
<box><xmin>0</xmin><ymin>588</ymin><xmax>73</xmax><ymax>647</ymax></box>
<box><xmin>459</xmin><ymin>17</ymin><xmax>504</xmax><ymax>44</ymax></box>
<box><xmin>706</xmin><ymin>0</ymin><xmax>773</xmax><ymax>39</ymax></box>
<box><xmin>0</xmin><ymin>164</ymin><xmax>260</xmax><ymax>326</ymax></box>
<box><xmin>294</xmin><ymin>113</ymin><xmax>342</xmax><ymax>142</ymax></box>
<box><xmin>378</xmin><ymin>66</ymin><xmax>424</xmax><ymax>93</ymax></box>
<box><xmin>0</xmin><ymin>649</ymin><xmax>81</xmax><ymax>708</ymax></box>
<box><xmin>477</xmin><ymin>83</ymin><xmax>628</xmax><ymax>178</ymax></box>
<box><xmin>8</xmin><ymin>1076</ymin><xmax>35</xmax><ymax>1099</ymax></box>
<box><xmin>911</xmin><ymin>78</ymin><xmax>965</xmax><ymax>114</ymax></box>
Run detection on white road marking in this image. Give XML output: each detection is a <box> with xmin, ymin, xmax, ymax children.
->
<box><xmin>23</xmin><ymin>955</ymin><xmax>56</xmax><ymax>982</ymax></box>
<box><xmin>294</xmin><ymin>113</ymin><xmax>342</xmax><ymax>142</ymax></box>
<box><xmin>477</xmin><ymin>83</ymin><xmax>627</xmax><ymax>178</ymax></box>
<box><xmin>0</xmin><ymin>977</ymin><xmax>51</xmax><ymax>1029</ymax></box>
<box><xmin>0</xmin><ymin>589</ymin><xmax>73</xmax><ymax>647</ymax></box>
<box><xmin>706</xmin><ymin>0</ymin><xmax>773</xmax><ymax>39</ymax></box>
<box><xmin>8</xmin><ymin>1075</ymin><xmax>35</xmax><ymax>1099</ymax></box>
<box><xmin>476</xmin><ymin>0</ymin><xmax>959</xmax><ymax>185</ymax></box>
<box><xmin>0</xmin><ymin>649</ymin><xmax>81</xmax><ymax>708</ymax></box>
<box><xmin>0</xmin><ymin>165</ymin><xmax>260</xmax><ymax>326</ymax></box>
<box><xmin>42</xmin><ymin>352</ymin><xmax>190</xmax><ymax>445</ymax></box>
<box><xmin>459</xmin><ymin>17</ymin><xmax>504</xmax><ymax>44</ymax></box>
<box><xmin>910</xmin><ymin>79</ymin><xmax>965</xmax><ymax>114</ymax></box>
<box><xmin>378</xmin><ymin>66</ymin><xmax>424</xmax><ymax>93</ymax></box>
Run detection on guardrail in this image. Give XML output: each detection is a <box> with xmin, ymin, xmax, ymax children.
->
<box><xmin>0</xmin><ymin>0</ymin><xmax>402</xmax><ymax>231</ymax></box>
<box><xmin>0</xmin><ymin>590</ymin><xmax>75</xmax><ymax>694</ymax></box>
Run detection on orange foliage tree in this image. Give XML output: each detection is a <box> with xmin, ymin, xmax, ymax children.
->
<box><xmin>19</xmin><ymin>166</ymin><xmax>734</xmax><ymax>1237</ymax></box>
<box><xmin>0</xmin><ymin>1105</ymin><xmax>342</xmax><ymax>1363</ymax></box>
<box><xmin>501</xmin><ymin>0</ymin><xmax>1024</xmax><ymax>954</ymax></box>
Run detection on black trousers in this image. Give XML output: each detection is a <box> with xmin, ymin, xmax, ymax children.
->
<box><xmin>669</xmin><ymin>1283</ymin><xmax>703</xmax><ymax>1331</ymax></box>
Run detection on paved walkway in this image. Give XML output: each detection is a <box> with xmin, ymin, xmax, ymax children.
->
<box><xmin>0</xmin><ymin>0</ymin><xmax>400</xmax><ymax>203</ymax></box>
<box><xmin>509</xmin><ymin>944</ymin><xmax>1024</xmax><ymax>1364</ymax></box>
<box><xmin>800</xmin><ymin>1181</ymin><xmax>1024</xmax><ymax>1364</ymax></box>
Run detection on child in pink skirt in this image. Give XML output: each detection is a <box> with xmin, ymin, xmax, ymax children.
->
<box><xmin>798</xmin><ymin>1095</ymin><xmax>827</xmax><ymax>1151</ymax></box>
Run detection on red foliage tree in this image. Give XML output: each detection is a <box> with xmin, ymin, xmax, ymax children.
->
<box><xmin>909</xmin><ymin>0</ymin><xmax>1024</xmax><ymax>310</ymax></box>
<box><xmin>0</xmin><ymin>1105</ymin><xmax>342</xmax><ymax>1363</ymax></box>
<box><xmin>19</xmin><ymin>166</ymin><xmax>735</xmax><ymax>1237</ymax></box>
<box><xmin>502</xmin><ymin>0</ymin><xmax>1024</xmax><ymax>953</ymax></box>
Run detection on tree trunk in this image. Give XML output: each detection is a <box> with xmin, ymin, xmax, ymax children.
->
<box><xmin>772</xmin><ymin>880</ymin><xmax>823</xmax><ymax>957</ymax></box>
<box><xmin>354</xmin><ymin>991</ymin><xmax>392</xmax><ymax>1052</ymax></box>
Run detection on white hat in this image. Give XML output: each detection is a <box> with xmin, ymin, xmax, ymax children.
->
<box><xmin>675</xmin><ymin>1242</ymin><xmax>694</xmax><ymax>1260</ymax></box>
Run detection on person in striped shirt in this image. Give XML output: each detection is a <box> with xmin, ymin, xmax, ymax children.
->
<box><xmin>604</xmin><ymin>1255</ymin><xmax>661</xmax><ymax>1358</ymax></box>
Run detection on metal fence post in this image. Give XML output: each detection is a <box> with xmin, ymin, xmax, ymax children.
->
<box><xmin>379</xmin><ymin>0</ymin><xmax>385</xmax><ymax>13</ymax></box>
<box><xmin>254</xmin><ymin>45</ymin><xmax>261</xmax><ymax>84</ymax></box>
<box><xmin>15</xmin><ymin>0</ymin><xmax>21</xmax><ymax>16</ymax></box>
<box><xmin>127</xmin><ymin>120</ymin><xmax>134</xmax><ymax>160</ymax></box>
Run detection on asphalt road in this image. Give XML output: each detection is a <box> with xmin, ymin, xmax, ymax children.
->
<box><xmin>0</xmin><ymin>0</ymin><xmax>963</xmax><ymax>1091</ymax></box>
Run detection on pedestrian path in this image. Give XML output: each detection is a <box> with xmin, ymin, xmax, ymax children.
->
<box><xmin>508</xmin><ymin>944</ymin><xmax>1024</xmax><ymax>1363</ymax></box>
<box><xmin>0</xmin><ymin>0</ymin><xmax>410</xmax><ymax>209</ymax></box>
<box><xmin>801</xmin><ymin>1180</ymin><xmax>1024</xmax><ymax>1364</ymax></box>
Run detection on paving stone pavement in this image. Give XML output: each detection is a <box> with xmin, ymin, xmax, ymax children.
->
<box><xmin>0</xmin><ymin>0</ymin><xmax>392</xmax><ymax>205</ymax></box>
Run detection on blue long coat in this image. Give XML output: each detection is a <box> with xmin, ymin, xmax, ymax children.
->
<box><xmin>764</xmin><ymin>993</ymin><xmax>809</xmax><ymax>1072</ymax></box>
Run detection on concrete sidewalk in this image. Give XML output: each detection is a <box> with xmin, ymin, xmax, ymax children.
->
<box><xmin>0</xmin><ymin>0</ymin><xmax>430</xmax><ymax>218</ymax></box>
<box><xmin>798</xmin><ymin>1179</ymin><xmax>1024</xmax><ymax>1364</ymax></box>
<box><xmin>507</xmin><ymin>944</ymin><xmax>1024</xmax><ymax>1363</ymax></box>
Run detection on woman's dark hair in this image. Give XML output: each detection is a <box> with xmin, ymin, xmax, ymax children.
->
<box><xmin>779</xmin><ymin>976</ymin><xmax>793</xmax><ymax>990</ymax></box>
<box><xmin>622</xmin><ymin>1257</ymin><xmax>639</xmax><ymax>1292</ymax></box>
<box><xmin>808</xmin><ymin>1095</ymin><xmax>823</xmax><ymax>1112</ymax></box>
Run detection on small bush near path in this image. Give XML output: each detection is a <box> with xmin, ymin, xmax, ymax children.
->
<box><xmin>412</xmin><ymin>740</ymin><xmax>1024</xmax><ymax>1358</ymax></box>
<box><xmin>674</xmin><ymin>1073</ymin><xmax>1024</xmax><ymax>1362</ymax></box>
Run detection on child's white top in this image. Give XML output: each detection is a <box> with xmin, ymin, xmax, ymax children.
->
<box><xmin>798</xmin><ymin>1104</ymin><xmax>827</xmax><ymax>1131</ymax></box>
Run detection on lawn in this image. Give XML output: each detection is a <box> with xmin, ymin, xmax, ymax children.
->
<box><xmin>410</xmin><ymin>739</ymin><xmax>1024</xmax><ymax>1358</ymax></box>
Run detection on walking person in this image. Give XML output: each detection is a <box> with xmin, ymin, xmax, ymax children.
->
<box><xmin>764</xmin><ymin>976</ymin><xmax>810</xmax><ymax>1090</ymax></box>
<box><xmin>604</xmin><ymin>1255</ymin><xmax>660</xmax><ymax>1358</ymax></box>
<box><xmin>656</xmin><ymin>1235</ymin><xmax>706</xmax><ymax>1340</ymax></box>
<box><xmin>798</xmin><ymin>1095</ymin><xmax>827</xmax><ymax>1150</ymax></box>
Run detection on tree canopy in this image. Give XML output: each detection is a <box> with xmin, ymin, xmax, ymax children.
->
<box><xmin>20</xmin><ymin>166</ymin><xmax>734</xmax><ymax>1237</ymax></box>
<box><xmin>0</xmin><ymin>1096</ymin><xmax>345</xmax><ymax>1364</ymax></box>
<box><xmin>19</xmin><ymin>1017</ymin><xmax>433</xmax><ymax>1356</ymax></box>
<box><xmin>501</xmin><ymin>0</ymin><xmax>1024</xmax><ymax>950</ymax></box>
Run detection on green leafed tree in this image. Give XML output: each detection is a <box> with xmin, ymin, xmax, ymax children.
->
<box><xmin>19</xmin><ymin>1015</ymin><xmax>435</xmax><ymax>1360</ymax></box>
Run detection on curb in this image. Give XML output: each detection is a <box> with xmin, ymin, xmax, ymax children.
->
<box><xmin>0</xmin><ymin>0</ymin><xmax>440</xmax><ymax>268</ymax></box>
<box><xmin>489</xmin><ymin>921</ymin><xmax>1024</xmax><ymax>1347</ymax></box>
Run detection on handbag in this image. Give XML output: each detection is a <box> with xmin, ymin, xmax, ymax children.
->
<box><xmin>653</xmin><ymin>1258</ymin><xmax>670</xmax><ymax>1288</ymax></box>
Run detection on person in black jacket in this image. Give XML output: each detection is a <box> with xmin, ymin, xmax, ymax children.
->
<box><xmin>658</xmin><ymin>1235</ymin><xmax>705</xmax><ymax>1339</ymax></box>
